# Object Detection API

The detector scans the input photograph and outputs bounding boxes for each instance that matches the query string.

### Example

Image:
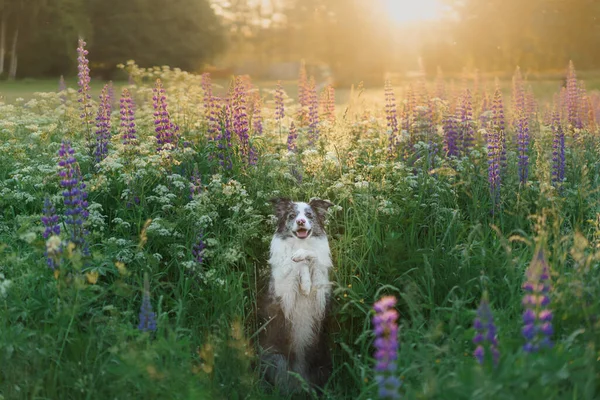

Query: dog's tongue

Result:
[296,229,309,238]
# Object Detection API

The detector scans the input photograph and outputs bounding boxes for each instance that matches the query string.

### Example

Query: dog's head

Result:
[270,198,334,240]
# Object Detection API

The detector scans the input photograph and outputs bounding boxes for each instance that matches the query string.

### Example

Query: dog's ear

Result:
[269,197,293,219]
[309,199,334,216]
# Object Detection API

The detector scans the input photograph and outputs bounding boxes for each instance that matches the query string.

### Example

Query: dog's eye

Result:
[288,214,296,220]
[305,212,313,218]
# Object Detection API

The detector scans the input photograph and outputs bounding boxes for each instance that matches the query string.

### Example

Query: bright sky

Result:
[382,0,445,24]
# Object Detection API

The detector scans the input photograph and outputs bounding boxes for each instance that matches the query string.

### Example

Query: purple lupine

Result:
[215,104,233,170]
[232,75,252,164]
[287,122,298,153]
[77,38,94,154]
[372,296,401,399]
[566,61,580,131]
[274,80,285,123]
[307,77,319,146]
[153,79,179,152]
[385,80,399,154]
[487,112,501,214]
[41,196,61,269]
[325,84,336,122]
[138,273,157,333]
[577,81,588,131]
[298,62,309,125]
[192,229,206,265]
[459,89,474,156]
[551,102,565,186]
[522,248,553,352]
[492,84,507,174]
[120,88,137,145]
[473,292,500,366]
[516,108,530,185]
[58,141,89,255]
[202,73,219,140]
[252,95,263,135]
[443,111,459,158]
[94,84,112,164]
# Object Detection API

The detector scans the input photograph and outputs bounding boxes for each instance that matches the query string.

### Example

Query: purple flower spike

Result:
[372,295,402,399]
[57,141,89,255]
[252,95,263,136]
[202,73,219,140]
[522,248,554,353]
[551,100,565,187]
[120,88,137,146]
[138,274,157,333]
[274,80,285,123]
[473,292,500,367]
[153,78,179,152]
[287,122,298,153]
[192,229,206,265]
[77,38,94,154]
[307,77,320,146]
[94,84,112,165]
[385,80,399,155]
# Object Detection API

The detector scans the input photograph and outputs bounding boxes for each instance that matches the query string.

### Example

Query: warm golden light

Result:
[382,0,443,24]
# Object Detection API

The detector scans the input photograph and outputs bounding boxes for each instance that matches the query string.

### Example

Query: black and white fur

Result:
[259,198,334,394]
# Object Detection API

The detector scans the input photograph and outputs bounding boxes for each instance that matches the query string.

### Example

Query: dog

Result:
[258,197,335,395]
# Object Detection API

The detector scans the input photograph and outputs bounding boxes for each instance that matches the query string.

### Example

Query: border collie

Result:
[259,197,334,394]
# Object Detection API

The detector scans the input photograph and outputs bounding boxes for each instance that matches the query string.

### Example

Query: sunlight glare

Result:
[382,0,443,24]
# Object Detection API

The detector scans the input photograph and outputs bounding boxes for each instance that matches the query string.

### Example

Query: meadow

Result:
[1,43,600,400]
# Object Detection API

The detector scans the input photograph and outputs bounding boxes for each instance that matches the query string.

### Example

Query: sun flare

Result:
[382,0,444,24]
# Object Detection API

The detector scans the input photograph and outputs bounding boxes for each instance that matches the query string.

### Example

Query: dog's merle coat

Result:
[259,198,334,394]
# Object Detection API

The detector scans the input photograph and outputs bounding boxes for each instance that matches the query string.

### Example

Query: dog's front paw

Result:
[291,249,315,263]
[299,265,312,296]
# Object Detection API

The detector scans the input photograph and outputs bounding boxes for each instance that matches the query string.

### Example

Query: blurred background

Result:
[0,0,599,85]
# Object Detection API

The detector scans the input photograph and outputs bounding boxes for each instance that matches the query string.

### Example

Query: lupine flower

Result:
[516,109,530,184]
[298,62,310,125]
[522,248,553,352]
[120,88,137,145]
[287,122,298,153]
[77,38,94,154]
[138,273,157,333]
[41,196,61,269]
[58,141,89,255]
[492,83,507,174]
[385,80,399,154]
[307,77,319,146]
[153,78,179,152]
[202,73,219,139]
[232,75,252,164]
[192,229,206,264]
[459,89,474,156]
[473,292,500,366]
[252,95,263,135]
[443,111,459,158]
[487,118,501,213]
[324,84,336,123]
[372,296,401,399]
[274,80,285,123]
[94,84,112,164]
[566,61,580,131]
[215,104,233,170]
[551,102,565,187]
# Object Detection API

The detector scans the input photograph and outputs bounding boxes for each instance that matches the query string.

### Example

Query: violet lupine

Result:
[373,296,401,399]
[192,229,206,265]
[522,248,553,353]
[516,108,530,185]
[94,84,112,164]
[287,122,298,153]
[274,80,285,123]
[385,80,399,154]
[551,103,565,187]
[443,111,459,158]
[252,95,263,135]
[487,114,501,214]
[215,104,233,170]
[566,61,580,131]
[138,273,157,333]
[153,79,179,152]
[120,88,137,145]
[77,38,94,154]
[232,76,251,163]
[473,292,500,367]
[41,196,61,269]
[202,73,219,139]
[58,141,89,255]
[492,84,507,174]
[307,77,319,146]
[325,84,336,122]
[459,89,474,156]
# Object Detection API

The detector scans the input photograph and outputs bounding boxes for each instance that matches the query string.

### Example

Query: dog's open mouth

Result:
[294,228,311,239]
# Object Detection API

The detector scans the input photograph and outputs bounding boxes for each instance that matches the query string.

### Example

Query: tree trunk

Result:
[8,27,17,80]
[0,15,6,75]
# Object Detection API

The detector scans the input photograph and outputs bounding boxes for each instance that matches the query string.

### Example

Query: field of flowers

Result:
[1,39,600,400]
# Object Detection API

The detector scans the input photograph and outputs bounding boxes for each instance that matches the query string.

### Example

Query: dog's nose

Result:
[296,218,306,226]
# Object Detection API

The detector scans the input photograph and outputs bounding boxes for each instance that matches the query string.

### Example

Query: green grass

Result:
[1,66,600,399]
